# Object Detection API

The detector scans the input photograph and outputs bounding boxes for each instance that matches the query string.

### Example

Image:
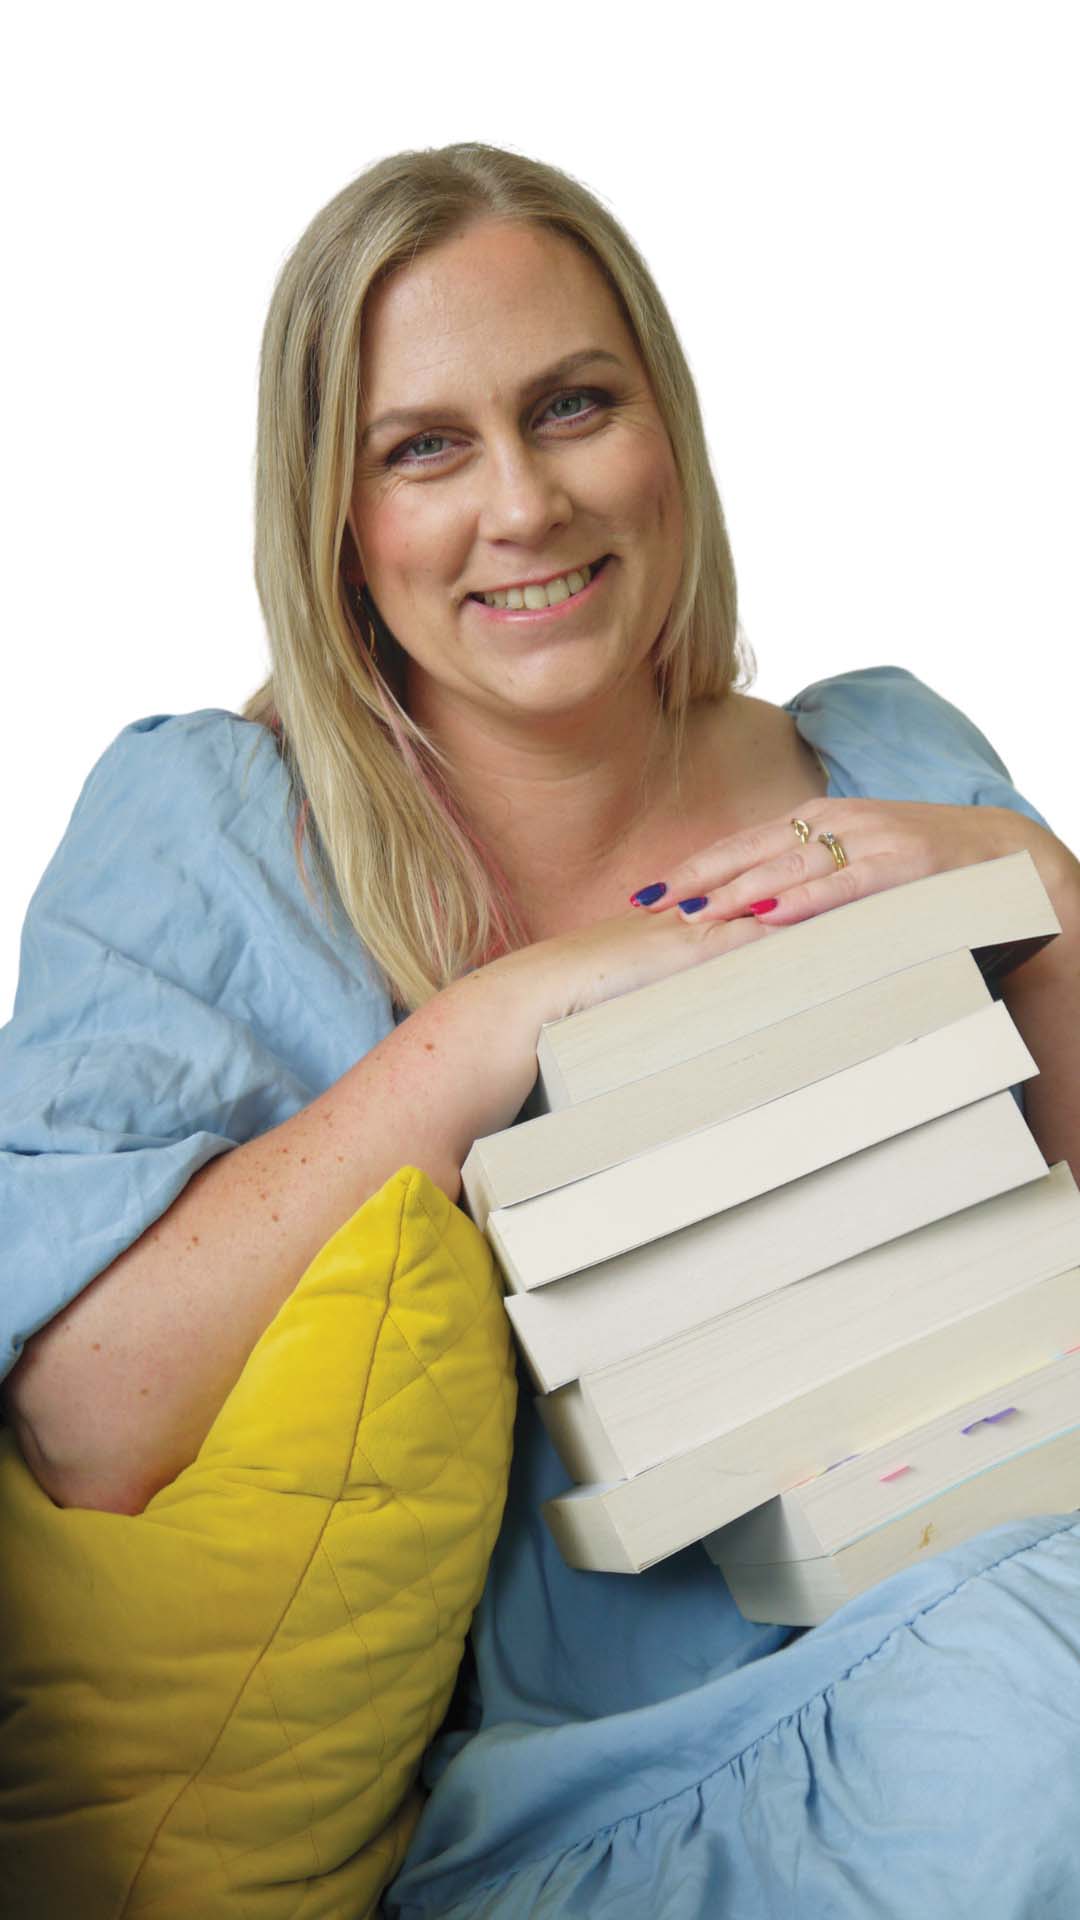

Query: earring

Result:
[351,581,378,662]
[364,608,379,664]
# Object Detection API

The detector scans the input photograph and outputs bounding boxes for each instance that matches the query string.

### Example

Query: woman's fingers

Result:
[675,837,856,923]
[627,799,1029,934]
[629,804,860,922]
[700,848,930,928]
[676,849,861,924]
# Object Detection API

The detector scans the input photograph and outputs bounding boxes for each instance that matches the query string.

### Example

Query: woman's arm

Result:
[3,908,764,1516]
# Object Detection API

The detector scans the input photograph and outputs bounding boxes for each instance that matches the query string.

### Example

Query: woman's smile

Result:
[466,555,612,620]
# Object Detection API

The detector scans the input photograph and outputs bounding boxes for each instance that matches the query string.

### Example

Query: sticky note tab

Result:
[824,1452,860,1474]
[961,1405,1019,1435]
[879,1463,912,1483]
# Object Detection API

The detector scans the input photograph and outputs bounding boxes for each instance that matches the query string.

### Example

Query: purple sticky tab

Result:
[961,1406,1019,1435]
[825,1452,860,1474]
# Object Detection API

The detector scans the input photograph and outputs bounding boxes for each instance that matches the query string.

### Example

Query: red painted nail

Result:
[748,898,779,914]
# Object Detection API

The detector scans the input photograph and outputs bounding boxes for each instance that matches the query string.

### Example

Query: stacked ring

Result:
[818,829,848,869]
[791,818,848,869]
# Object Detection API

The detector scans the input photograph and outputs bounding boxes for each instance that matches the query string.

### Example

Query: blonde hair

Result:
[245,141,751,1010]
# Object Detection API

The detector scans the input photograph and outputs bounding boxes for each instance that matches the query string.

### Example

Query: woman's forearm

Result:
[5,906,762,1515]
[3,954,549,1516]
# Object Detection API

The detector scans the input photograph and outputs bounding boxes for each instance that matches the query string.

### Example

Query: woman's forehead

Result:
[359,221,637,401]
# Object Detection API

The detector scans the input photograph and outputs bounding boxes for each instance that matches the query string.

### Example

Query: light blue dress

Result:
[4,667,1079,1918]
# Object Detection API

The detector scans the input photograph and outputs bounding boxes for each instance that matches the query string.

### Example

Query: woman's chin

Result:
[407,639,658,737]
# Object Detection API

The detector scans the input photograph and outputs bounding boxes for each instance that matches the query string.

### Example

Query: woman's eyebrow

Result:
[359,348,626,447]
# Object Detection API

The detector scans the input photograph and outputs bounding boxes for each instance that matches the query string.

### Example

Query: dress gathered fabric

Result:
[4,667,1079,1918]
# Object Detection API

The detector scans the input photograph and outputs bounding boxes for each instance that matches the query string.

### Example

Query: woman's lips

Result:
[466,556,612,622]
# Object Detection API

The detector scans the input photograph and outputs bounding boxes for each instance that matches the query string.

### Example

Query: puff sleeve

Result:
[785,664,1052,827]
[0,711,395,1381]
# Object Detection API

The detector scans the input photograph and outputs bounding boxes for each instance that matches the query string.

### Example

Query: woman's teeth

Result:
[474,561,597,610]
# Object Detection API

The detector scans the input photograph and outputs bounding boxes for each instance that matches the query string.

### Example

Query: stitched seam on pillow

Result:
[187,1775,246,1916]
[368,1195,460,1761]
[256,1661,323,1874]
[116,1172,410,1917]
[374,1318,506,1584]
[382,1306,485,1459]
[403,1181,488,1311]
[384,1487,462,1759]
[386,1180,509,1434]
[358,1176,508,1429]
[359,1175,511,1759]
[317,1534,393,1795]
[357,1296,489,1426]
[189,1581,468,1773]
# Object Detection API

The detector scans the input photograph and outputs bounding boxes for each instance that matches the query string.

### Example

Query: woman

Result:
[3,142,1080,1914]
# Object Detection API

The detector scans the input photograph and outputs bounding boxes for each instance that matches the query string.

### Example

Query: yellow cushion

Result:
[0,1165,516,1918]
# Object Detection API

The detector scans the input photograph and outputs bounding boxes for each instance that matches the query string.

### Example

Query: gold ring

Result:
[817,830,848,870]
[791,818,811,845]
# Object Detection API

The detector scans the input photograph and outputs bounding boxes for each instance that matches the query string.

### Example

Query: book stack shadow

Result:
[461,853,1080,1625]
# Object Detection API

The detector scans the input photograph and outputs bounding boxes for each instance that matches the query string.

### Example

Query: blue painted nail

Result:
[678,896,709,914]
[630,881,667,906]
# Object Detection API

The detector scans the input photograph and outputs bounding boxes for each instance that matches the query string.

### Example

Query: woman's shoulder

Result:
[782,664,1043,816]
[2,708,394,1377]
[32,708,296,910]
[70,707,289,827]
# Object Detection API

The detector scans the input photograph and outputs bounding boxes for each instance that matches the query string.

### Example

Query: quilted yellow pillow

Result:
[0,1165,516,1918]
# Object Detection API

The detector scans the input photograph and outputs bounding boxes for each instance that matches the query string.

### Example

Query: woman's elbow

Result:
[3,1401,154,1515]
[2,1339,162,1516]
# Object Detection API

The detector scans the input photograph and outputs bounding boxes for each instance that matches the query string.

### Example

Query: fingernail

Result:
[678,896,709,914]
[630,881,667,906]
[748,897,779,914]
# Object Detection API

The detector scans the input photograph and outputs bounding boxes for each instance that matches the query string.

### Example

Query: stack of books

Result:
[460,852,1080,1622]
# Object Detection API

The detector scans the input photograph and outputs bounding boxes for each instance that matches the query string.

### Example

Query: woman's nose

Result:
[475,442,573,545]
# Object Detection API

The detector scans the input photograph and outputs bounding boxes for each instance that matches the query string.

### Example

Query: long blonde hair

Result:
[245,142,750,1010]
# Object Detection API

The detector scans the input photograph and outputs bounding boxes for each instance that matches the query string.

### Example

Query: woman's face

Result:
[348,219,685,735]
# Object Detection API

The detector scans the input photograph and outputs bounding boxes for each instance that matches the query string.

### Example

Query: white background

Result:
[3,1,1077,1021]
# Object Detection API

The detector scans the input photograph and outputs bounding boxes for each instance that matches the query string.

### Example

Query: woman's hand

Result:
[497,894,771,1029]
[628,798,1065,929]
[629,794,1080,1180]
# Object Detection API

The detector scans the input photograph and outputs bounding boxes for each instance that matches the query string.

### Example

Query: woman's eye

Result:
[543,389,605,425]
[388,390,607,467]
[393,432,453,465]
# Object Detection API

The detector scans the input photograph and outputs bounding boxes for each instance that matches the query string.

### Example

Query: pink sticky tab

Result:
[880,1463,912,1483]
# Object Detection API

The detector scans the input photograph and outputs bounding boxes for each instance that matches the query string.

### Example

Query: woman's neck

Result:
[420,683,693,907]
